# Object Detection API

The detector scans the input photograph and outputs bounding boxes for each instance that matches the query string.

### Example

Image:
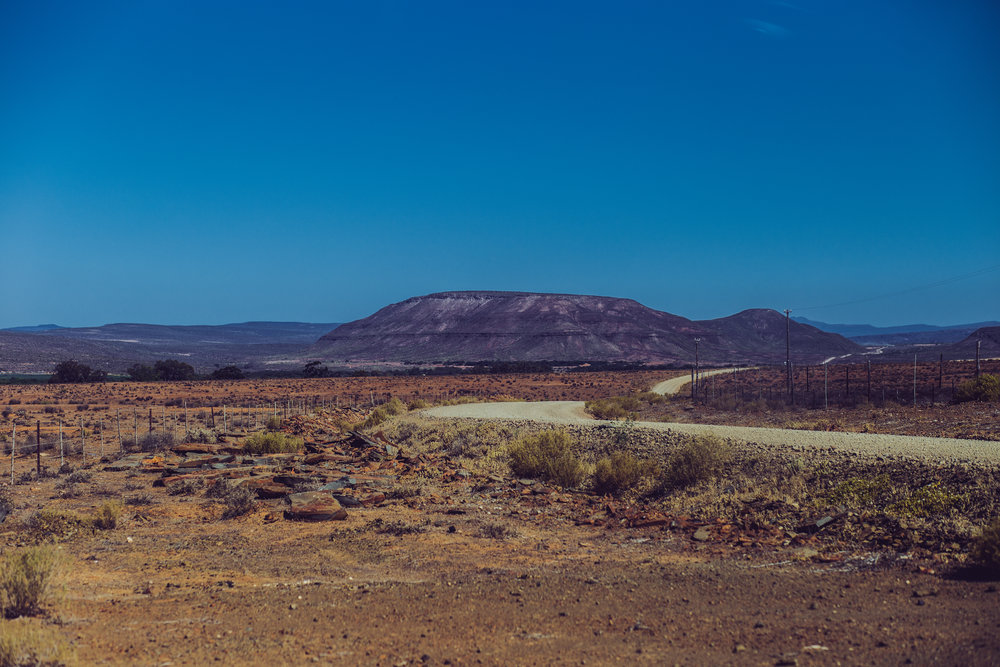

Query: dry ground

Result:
[1,377,998,665]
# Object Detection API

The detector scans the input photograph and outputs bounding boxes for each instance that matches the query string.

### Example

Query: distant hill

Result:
[934,327,1000,360]
[793,316,1000,345]
[2,324,65,333]
[0,322,339,374]
[312,291,862,365]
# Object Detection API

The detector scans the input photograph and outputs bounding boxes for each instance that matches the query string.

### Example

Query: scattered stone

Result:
[284,492,347,521]
[693,527,711,542]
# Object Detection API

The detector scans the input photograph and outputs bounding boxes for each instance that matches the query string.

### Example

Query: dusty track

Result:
[423,369,1000,464]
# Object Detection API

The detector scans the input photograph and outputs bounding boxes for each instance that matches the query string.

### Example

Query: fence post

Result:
[10,425,15,484]
[100,418,105,459]
[117,409,123,452]
[80,417,86,466]
[59,421,64,468]
[36,421,41,477]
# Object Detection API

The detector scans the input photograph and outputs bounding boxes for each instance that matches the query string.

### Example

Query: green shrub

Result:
[0,618,73,666]
[593,452,653,496]
[0,546,61,618]
[243,431,303,455]
[888,482,965,517]
[407,398,430,410]
[265,415,282,431]
[955,374,1000,403]
[508,430,585,488]
[654,435,731,493]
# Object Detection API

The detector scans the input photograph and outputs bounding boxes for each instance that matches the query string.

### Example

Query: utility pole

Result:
[823,363,828,410]
[784,309,792,402]
[694,338,701,402]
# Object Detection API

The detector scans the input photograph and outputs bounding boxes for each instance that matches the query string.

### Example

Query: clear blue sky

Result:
[2,1,998,328]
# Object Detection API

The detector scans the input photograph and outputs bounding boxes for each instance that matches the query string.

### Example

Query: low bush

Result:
[584,396,639,421]
[92,500,123,530]
[477,521,518,540]
[186,427,217,444]
[971,517,1000,573]
[0,546,61,618]
[592,452,653,496]
[508,430,585,488]
[0,618,74,666]
[138,431,176,452]
[243,431,303,455]
[23,510,90,541]
[653,435,731,494]
[955,374,1000,403]
[407,398,430,410]
[383,397,407,416]
[265,415,282,431]
[221,485,256,519]
[372,518,425,536]
[167,478,206,496]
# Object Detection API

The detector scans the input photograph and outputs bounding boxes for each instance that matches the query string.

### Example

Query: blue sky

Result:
[1,1,998,328]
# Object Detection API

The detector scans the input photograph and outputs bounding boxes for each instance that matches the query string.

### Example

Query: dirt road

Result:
[423,373,1000,464]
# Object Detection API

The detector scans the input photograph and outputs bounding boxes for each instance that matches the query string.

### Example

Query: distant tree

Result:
[210,365,244,380]
[126,363,161,382]
[154,359,196,381]
[49,360,106,384]
[302,361,329,378]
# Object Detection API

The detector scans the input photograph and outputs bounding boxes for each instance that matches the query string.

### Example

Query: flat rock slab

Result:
[284,491,347,521]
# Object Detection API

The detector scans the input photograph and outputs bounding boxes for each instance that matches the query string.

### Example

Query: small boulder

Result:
[284,492,347,521]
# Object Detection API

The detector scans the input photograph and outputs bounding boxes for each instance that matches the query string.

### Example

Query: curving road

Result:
[422,370,1000,464]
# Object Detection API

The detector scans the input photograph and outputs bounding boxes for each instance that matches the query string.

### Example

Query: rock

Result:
[693,527,711,542]
[791,547,819,559]
[332,494,362,508]
[284,492,347,521]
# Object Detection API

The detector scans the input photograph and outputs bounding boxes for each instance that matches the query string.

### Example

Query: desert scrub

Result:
[508,430,586,488]
[954,374,1000,403]
[167,478,205,496]
[359,397,407,430]
[0,546,62,618]
[0,618,74,666]
[652,435,731,494]
[22,510,91,542]
[218,484,255,519]
[825,474,893,509]
[585,396,639,421]
[187,427,217,444]
[92,500,124,530]
[971,517,1000,573]
[407,398,430,410]
[243,431,303,455]
[138,430,176,452]
[265,415,282,431]
[888,482,966,518]
[592,451,654,496]
[477,521,518,540]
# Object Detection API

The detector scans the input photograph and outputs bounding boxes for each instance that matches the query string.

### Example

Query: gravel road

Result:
[423,374,1000,465]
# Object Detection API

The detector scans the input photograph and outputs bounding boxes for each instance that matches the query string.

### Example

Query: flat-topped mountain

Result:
[313,291,862,364]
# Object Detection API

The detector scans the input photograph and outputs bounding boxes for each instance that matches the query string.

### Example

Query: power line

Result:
[792,263,1000,312]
